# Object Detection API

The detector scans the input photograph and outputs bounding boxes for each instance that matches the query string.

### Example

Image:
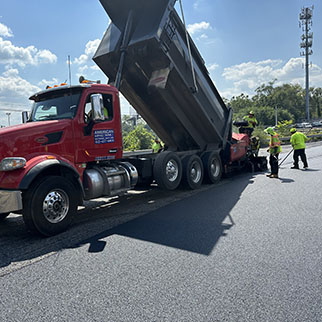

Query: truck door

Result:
[74,91,123,163]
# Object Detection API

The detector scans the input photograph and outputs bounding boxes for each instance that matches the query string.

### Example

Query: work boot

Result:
[266,173,272,177]
[291,166,299,169]
[270,174,279,178]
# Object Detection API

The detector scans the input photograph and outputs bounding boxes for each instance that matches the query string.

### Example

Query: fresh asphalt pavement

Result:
[0,143,321,322]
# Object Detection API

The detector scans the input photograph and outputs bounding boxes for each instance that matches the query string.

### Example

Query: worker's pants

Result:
[269,153,279,175]
[293,149,308,168]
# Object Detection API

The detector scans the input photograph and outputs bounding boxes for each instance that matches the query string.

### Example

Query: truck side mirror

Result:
[91,94,105,121]
[22,111,29,123]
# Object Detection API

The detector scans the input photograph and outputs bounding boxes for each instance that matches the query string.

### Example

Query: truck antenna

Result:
[68,55,72,86]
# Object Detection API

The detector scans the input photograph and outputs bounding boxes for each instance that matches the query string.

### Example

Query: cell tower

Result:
[299,6,314,121]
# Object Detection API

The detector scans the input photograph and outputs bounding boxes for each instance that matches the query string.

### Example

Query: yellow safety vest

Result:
[269,133,281,154]
[290,132,307,150]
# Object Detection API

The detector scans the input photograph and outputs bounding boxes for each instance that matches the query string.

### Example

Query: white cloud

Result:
[74,54,88,65]
[222,59,282,83]
[220,58,322,98]
[207,63,219,71]
[187,21,211,35]
[0,68,40,99]
[90,65,100,71]
[193,0,204,10]
[85,39,101,56]
[0,23,13,37]
[0,68,41,126]
[0,37,57,67]
[73,39,105,81]
[37,78,59,87]
[74,39,100,65]
[35,49,57,64]
[77,65,89,75]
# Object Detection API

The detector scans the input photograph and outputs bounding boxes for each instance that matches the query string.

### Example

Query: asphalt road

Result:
[1,143,322,322]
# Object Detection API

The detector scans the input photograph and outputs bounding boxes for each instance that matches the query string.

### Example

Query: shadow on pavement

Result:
[0,173,254,270]
[278,177,295,183]
[81,175,253,256]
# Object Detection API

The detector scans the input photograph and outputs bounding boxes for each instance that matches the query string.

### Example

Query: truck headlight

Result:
[0,157,26,171]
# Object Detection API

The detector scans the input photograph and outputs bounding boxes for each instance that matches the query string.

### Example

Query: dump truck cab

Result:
[29,84,123,163]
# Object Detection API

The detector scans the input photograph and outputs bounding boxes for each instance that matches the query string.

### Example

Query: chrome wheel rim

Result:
[43,189,69,224]
[190,161,202,183]
[166,160,179,182]
[210,157,220,178]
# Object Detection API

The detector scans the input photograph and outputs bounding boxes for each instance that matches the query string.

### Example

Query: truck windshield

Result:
[30,89,81,122]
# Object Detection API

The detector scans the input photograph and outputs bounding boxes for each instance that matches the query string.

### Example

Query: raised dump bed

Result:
[93,0,231,152]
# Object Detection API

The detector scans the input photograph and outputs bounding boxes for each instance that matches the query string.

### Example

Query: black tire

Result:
[202,151,222,184]
[153,151,182,190]
[0,213,10,221]
[22,176,78,236]
[254,156,268,171]
[260,157,268,170]
[182,155,204,189]
[246,160,255,173]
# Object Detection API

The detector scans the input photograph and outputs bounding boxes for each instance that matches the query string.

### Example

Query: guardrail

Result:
[280,134,322,143]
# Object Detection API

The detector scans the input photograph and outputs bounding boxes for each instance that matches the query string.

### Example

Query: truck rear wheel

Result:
[182,155,204,189]
[153,151,182,190]
[23,176,77,236]
[0,213,10,220]
[202,151,222,184]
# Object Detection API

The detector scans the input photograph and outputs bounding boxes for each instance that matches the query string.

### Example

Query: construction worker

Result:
[290,128,308,169]
[243,111,258,128]
[152,138,162,153]
[250,136,260,157]
[103,107,108,119]
[264,127,281,178]
[241,111,258,136]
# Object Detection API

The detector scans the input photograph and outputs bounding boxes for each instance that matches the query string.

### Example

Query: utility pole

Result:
[6,112,11,126]
[299,6,314,121]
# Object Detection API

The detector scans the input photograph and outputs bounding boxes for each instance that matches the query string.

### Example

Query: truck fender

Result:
[19,159,85,201]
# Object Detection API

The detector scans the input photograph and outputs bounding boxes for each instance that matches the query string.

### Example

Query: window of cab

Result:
[84,93,114,123]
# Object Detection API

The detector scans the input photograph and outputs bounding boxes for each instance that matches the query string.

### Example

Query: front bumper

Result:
[0,190,23,213]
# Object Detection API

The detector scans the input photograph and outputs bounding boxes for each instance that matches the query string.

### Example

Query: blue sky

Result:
[0,0,321,126]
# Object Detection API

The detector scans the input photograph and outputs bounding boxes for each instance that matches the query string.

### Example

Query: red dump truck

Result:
[0,0,266,236]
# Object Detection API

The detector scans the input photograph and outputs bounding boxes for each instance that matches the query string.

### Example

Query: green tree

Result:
[310,87,322,119]
[121,115,135,137]
[275,120,293,137]
[229,93,254,113]
[123,125,155,151]
[253,83,305,122]
[252,80,277,107]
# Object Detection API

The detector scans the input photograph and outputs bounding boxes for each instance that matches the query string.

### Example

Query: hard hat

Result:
[290,128,296,133]
[249,111,254,115]
[264,127,274,135]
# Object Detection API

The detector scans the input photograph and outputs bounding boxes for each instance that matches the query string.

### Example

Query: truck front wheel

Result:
[153,152,182,190]
[202,152,222,184]
[23,176,77,236]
